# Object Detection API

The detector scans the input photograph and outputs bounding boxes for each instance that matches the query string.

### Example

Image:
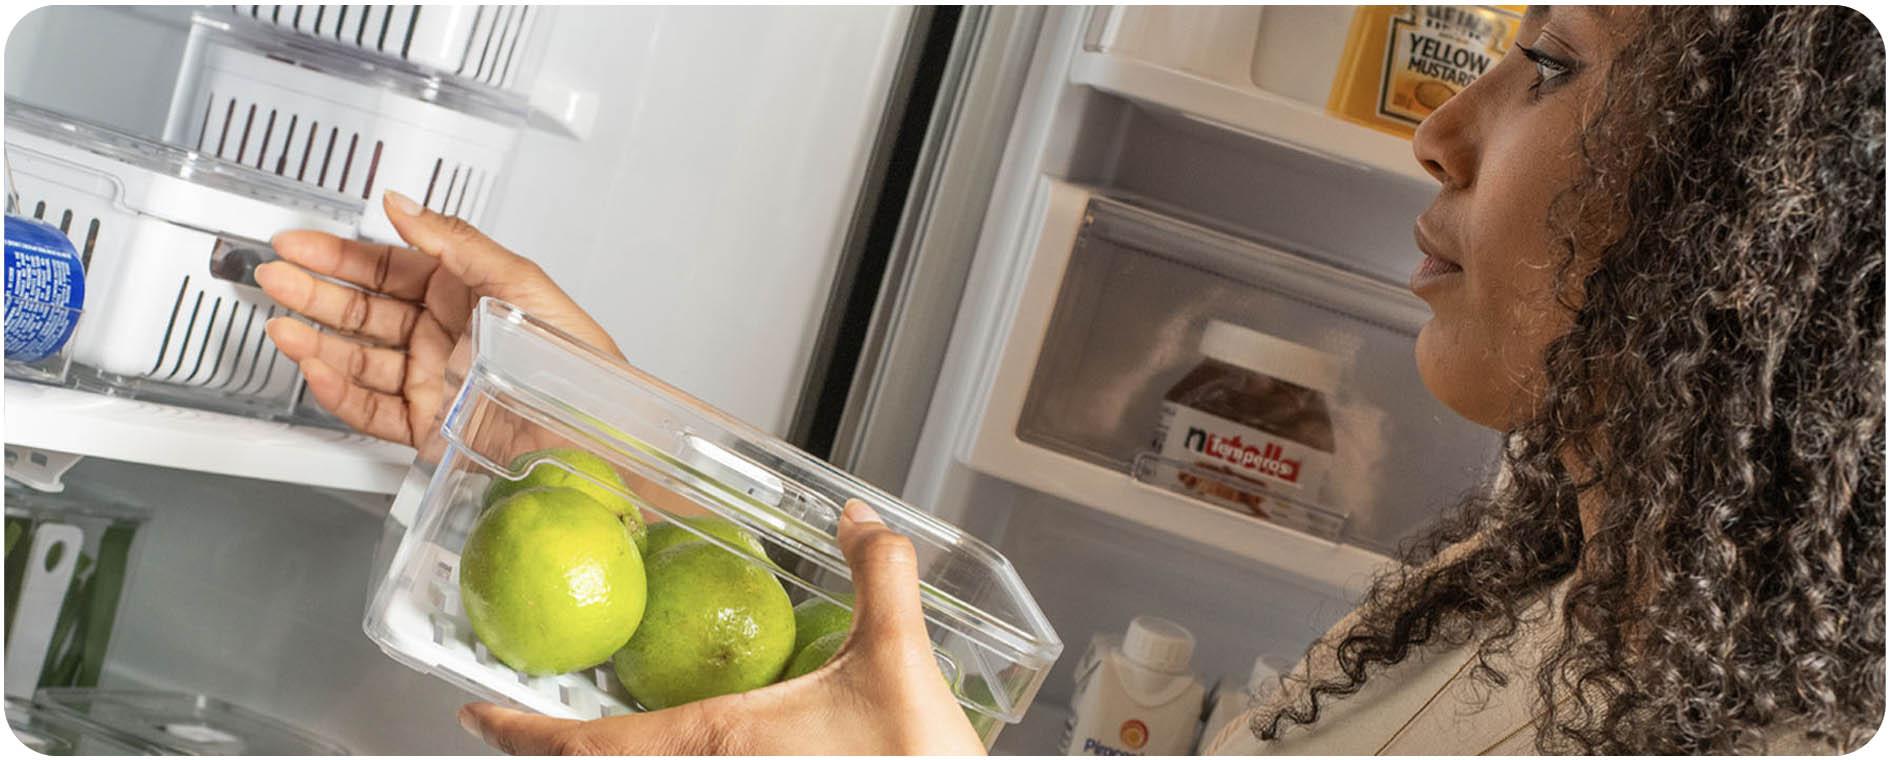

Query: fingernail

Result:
[456,706,479,737]
[843,499,883,525]
[386,189,422,217]
[252,261,303,298]
[252,261,286,288]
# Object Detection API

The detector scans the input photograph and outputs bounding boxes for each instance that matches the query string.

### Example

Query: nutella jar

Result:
[1150,320,1340,526]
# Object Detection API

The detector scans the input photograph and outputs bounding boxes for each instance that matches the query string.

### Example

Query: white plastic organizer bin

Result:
[4,98,360,418]
[223,5,547,94]
[365,299,1063,745]
[166,12,528,243]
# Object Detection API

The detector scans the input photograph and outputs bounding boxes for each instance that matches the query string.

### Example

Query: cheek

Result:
[1420,143,1583,429]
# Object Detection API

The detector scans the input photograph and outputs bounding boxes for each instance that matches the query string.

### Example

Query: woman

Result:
[254,5,1883,754]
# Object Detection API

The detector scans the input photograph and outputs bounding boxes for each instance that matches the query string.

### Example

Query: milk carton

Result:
[1059,617,1207,756]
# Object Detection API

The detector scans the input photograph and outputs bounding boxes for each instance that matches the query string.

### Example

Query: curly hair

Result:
[1254,6,1884,754]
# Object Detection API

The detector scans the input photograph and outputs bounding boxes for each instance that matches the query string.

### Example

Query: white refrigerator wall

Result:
[481,5,909,436]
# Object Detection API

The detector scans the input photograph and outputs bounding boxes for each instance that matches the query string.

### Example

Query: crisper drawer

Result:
[960,179,1499,591]
[223,6,548,94]
[166,12,527,243]
[4,98,360,418]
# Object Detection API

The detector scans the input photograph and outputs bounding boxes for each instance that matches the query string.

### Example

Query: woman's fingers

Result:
[255,261,422,346]
[835,500,930,652]
[460,701,734,756]
[382,190,541,295]
[270,229,437,301]
[264,318,407,394]
[457,703,586,755]
[298,356,415,444]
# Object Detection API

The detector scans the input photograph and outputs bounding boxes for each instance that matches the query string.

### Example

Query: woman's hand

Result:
[457,502,988,755]
[257,190,620,446]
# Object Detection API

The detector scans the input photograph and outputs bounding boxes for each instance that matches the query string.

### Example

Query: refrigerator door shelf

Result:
[168,12,526,244]
[32,688,349,755]
[1074,7,1433,188]
[957,178,1499,597]
[6,697,155,755]
[6,100,360,418]
[3,380,411,495]
[366,299,1062,737]
[222,6,549,95]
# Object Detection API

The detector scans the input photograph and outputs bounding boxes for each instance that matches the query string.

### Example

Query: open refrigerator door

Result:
[826,8,1507,752]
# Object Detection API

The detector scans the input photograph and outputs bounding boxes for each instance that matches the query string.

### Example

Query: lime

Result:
[959,675,1000,737]
[781,630,846,680]
[791,596,853,653]
[642,516,768,560]
[459,487,646,675]
[612,542,795,709]
[485,448,646,552]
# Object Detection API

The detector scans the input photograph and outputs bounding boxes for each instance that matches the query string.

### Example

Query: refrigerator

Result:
[2,5,1500,755]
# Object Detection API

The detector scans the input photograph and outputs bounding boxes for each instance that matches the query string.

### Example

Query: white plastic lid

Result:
[1198,320,1341,395]
[1122,616,1195,674]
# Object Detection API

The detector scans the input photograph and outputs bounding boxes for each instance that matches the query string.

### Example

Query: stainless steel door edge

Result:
[827,6,1048,492]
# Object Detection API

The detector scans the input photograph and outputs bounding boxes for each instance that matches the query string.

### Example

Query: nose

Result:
[1411,78,1481,189]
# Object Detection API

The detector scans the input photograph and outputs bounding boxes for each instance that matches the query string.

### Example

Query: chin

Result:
[1414,321,1505,431]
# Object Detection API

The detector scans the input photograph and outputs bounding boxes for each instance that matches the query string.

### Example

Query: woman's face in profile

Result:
[1409,6,1635,430]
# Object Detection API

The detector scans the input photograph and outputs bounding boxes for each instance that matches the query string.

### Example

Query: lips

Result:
[1410,222,1464,294]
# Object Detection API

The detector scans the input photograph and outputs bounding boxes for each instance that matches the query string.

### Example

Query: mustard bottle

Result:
[1326,6,1525,139]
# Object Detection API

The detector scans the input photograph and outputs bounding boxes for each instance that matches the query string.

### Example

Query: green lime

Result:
[459,487,647,675]
[612,542,795,709]
[642,516,768,560]
[485,448,646,552]
[959,675,1000,737]
[781,630,846,680]
[791,595,853,653]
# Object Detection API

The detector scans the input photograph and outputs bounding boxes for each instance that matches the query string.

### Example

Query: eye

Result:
[1515,44,1575,95]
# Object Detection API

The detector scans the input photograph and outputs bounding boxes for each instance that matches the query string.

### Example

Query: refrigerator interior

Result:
[7,4,915,754]
[6,4,910,437]
[3,4,1514,754]
[892,8,1504,751]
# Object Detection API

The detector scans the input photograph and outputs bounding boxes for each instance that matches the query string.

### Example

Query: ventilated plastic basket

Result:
[4,98,360,419]
[364,299,1062,741]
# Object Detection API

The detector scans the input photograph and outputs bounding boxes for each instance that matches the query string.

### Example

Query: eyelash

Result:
[1515,44,1575,96]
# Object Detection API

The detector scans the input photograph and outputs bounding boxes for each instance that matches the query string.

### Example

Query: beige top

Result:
[1204,574,1568,756]
[1203,571,1834,755]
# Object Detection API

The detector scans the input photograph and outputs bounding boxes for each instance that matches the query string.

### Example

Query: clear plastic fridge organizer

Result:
[364,299,1063,741]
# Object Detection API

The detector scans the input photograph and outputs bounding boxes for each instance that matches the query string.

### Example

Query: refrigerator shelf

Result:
[1071,5,1433,188]
[3,380,411,495]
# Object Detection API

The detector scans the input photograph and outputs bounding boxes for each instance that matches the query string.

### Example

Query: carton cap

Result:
[1123,616,1194,674]
[1199,320,1341,394]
